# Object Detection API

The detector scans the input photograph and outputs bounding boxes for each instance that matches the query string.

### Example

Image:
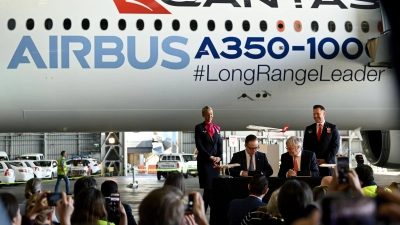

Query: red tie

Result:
[317,123,323,141]
[294,156,299,171]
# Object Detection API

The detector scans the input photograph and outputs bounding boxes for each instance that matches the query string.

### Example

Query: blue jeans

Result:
[55,175,70,194]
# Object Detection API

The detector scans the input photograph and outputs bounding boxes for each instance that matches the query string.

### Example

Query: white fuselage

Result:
[0,0,399,132]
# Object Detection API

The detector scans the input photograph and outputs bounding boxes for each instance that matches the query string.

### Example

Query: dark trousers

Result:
[203,189,212,213]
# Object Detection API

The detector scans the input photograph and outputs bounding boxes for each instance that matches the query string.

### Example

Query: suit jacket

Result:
[277,150,319,177]
[195,122,223,189]
[303,121,339,164]
[227,196,266,225]
[228,151,273,177]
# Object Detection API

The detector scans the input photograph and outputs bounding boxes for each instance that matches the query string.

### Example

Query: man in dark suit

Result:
[278,136,319,177]
[228,134,273,177]
[227,174,269,225]
[303,105,340,176]
[195,106,223,212]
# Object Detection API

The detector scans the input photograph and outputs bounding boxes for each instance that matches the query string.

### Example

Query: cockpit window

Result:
[8,19,16,30]
[225,20,233,31]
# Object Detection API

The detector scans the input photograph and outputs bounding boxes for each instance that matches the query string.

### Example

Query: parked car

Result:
[5,161,34,182]
[0,161,15,187]
[22,160,45,179]
[20,153,45,161]
[33,160,58,179]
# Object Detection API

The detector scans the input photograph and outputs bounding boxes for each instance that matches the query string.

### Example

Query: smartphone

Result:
[109,193,120,212]
[183,194,194,213]
[47,193,62,206]
[322,194,376,225]
[337,157,349,184]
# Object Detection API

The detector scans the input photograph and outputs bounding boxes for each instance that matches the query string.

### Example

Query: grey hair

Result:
[25,178,42,199]
[286,136,302,147]
[267,188,281,216]
[201,106,212,116]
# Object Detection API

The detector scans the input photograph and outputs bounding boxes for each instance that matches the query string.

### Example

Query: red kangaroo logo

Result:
[113,0,171,14]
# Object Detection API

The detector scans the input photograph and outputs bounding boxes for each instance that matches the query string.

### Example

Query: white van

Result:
[21,153,44,161]
[0,151,9,161]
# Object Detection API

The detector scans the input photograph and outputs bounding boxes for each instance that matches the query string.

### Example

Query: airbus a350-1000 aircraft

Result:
[0,0,399,167]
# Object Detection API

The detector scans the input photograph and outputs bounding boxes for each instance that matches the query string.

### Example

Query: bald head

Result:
[321,176,332,186]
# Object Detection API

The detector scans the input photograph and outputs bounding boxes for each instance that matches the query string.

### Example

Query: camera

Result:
[47,193,62,206]
[183,194,194,213]
[337,157,349,184]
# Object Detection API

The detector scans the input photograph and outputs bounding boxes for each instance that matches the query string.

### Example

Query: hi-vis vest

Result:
[57,157,67,175]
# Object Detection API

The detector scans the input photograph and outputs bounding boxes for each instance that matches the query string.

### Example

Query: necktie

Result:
[294,156,299,171]
[249,155,254,171]
[317,123,323,141]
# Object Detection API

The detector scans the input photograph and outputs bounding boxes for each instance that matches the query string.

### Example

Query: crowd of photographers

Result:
[0,164,399,225]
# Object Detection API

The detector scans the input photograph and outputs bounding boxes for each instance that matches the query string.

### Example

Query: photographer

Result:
[101,180,137,225]
[138,186,208,225]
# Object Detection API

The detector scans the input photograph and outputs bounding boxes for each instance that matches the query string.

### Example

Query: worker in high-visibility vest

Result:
[54,151,71,195]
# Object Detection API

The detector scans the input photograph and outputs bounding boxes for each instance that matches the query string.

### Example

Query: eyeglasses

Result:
[286,145,299,150]
[246,146,259,151]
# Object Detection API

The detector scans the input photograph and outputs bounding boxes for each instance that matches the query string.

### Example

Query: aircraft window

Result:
[44,19,53,30]
[137,19,144,30]
[190,20,197,31]
[225,20,233,31]
[26,18,34,30]
[208,20,215,31]
[154,19,162,31]
[63,19,71,30]
[294,20,302,32]
[118,19,126,30]
[172,19,180,31]
[345,21,352,32]
[259,20,267,32]
[361,21,369,33]
[8,19,16,30]
[243,20,250,31]
[277,20,285,32]
[311,21,319,32]
[82,19,90,30]
[100,19,108,30]
[328,21,336,32]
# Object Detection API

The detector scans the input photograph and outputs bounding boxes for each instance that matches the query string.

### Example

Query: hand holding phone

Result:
[47,193,63,206]
[337,157,349,184]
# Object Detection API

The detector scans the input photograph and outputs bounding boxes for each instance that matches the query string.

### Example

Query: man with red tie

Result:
[278,136,319,177]
[303,105,340,176]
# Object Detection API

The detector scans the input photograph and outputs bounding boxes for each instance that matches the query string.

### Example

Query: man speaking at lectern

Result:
[278,136,319,178]
[228,134,273,177]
